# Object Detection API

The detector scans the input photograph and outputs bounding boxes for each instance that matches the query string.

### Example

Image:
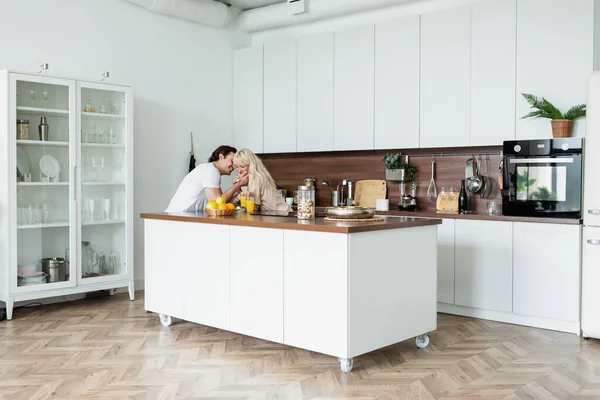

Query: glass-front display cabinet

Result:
[0,70,134,320]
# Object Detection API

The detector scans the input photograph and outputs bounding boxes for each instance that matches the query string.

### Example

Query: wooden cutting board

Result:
[354,180,387,208]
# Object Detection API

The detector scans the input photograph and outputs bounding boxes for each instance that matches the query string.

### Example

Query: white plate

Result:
[39,155,60,178]
[17,147,31,176]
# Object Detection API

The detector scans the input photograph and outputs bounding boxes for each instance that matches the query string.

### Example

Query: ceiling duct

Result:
[124,0,235,28]
[236,0,418,32]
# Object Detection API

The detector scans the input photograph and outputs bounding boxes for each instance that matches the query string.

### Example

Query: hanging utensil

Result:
[427,158,437,201]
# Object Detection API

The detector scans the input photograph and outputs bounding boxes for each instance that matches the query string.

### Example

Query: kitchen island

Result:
[140,211,442,372]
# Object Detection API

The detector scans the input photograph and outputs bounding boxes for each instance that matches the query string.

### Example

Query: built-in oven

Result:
[502,138,583,219]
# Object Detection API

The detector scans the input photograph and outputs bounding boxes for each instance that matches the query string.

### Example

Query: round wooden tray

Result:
[324,216,384,223]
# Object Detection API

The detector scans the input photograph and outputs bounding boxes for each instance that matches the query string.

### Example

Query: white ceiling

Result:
[226,0,285,10]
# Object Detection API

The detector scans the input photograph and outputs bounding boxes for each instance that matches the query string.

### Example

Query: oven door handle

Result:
[588,209,600,216]
[509,158,574,164]
[587,239,600,246]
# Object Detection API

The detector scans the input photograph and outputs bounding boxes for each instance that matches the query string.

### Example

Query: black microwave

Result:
[502,138,583,219]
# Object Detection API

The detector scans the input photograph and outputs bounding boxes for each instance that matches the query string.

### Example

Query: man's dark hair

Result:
[208,145,237,163]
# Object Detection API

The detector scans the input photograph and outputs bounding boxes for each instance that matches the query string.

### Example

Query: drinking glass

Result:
[103,198,111,221]
[28,87,36,106]
[239,193,247,208]
[42,86,49,108]
[448,187,457,212]
[440,187,449,211]
[488,201,498,216]
[246,196,255,214]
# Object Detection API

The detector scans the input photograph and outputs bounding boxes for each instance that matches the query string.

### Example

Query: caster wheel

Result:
[584,335,590,340]
[416,334,430,349]
[340,358,353,373]
[159,314,172,327]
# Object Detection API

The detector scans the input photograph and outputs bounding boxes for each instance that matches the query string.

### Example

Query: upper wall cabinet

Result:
[374,16,420,150]
[334,25,375,151]
[516,0,593,140]
[420,7,471,148]
[233,46,264,153]
[263,40,297,153]
[470,0,517,146]
[297,32,334,152]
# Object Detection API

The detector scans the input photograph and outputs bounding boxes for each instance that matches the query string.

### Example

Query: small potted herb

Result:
[384,152,417,182]
[521,93,586,138]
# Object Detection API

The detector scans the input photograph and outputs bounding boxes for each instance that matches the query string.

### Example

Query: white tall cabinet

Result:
[333,25,375,151]
[233,46,264,153]
[420,6,471,148]
[297,32,334,152]
[374,16,420,150]
[263,40,297,153]
[470,0,517,145]
[0,70,134,320]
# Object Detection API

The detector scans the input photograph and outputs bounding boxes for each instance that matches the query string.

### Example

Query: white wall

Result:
[0,0,236,287]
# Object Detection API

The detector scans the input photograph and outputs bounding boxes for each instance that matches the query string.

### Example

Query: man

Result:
[165,145,249,212]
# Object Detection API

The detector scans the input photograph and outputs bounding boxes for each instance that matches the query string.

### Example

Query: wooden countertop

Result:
[140,211,442,233]
[376,210,582,225]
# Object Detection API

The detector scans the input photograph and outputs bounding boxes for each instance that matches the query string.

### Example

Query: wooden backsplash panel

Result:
[259,146,503,215]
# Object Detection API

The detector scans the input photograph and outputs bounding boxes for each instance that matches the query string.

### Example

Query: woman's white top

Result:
[165,163,221,212]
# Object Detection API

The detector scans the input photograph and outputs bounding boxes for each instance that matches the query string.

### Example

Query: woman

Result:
[166,145,248,212]
[233,149,292,213]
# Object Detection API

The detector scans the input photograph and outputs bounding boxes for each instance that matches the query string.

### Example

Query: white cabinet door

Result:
[233,46,264,153]
[420,7,470,148]
[297,32,334,152]
[584,72,600,227]
[513,223,580,322]
[334,25,375,151]
[455,220,513,312]
[230,226,283,343]
[437,219,455,305]
[144,220,186,321]
[182,223,230,330]
[582,227,600,338]
[284,231,348,357]
[374,16,420,149]
[516,0,593,139]
[470,0,516,145]
[264,40,297,153]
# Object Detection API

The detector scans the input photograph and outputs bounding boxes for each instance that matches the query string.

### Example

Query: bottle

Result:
[458,179,468,214]
[38,117,49,141]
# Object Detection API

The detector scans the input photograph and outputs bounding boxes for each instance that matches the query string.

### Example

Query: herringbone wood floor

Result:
[1,292,600,400]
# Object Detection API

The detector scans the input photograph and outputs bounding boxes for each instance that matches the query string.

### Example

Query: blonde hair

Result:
[233,149,277,190]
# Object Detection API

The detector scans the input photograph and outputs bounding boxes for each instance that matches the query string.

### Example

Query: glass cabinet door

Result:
[11,74,77,291]
[77,82,130,281]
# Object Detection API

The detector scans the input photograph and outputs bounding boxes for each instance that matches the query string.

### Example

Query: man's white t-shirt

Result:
[165,163,221,212]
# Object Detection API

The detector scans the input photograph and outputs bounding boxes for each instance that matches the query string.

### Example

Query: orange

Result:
[226,203,235,210]
[218,204,228,210]
[206,202,218,210]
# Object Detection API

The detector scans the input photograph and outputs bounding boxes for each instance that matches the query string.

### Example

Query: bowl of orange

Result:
[205,198,236,216]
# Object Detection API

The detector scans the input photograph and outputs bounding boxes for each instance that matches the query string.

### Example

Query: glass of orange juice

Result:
[240,193,247,208]
[246,196,255,214]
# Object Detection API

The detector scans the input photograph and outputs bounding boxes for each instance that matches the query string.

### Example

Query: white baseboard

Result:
[0,279,144,311]
[438,303,581,335]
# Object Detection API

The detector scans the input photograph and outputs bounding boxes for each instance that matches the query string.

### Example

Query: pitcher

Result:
[81,241,98,277]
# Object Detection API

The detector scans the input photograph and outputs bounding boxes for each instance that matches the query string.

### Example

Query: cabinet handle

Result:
[587,239,600,245]
[73,166,77,202]
[588,209,600,215]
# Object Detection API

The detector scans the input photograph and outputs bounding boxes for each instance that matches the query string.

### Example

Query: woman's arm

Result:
[205,172,248,202]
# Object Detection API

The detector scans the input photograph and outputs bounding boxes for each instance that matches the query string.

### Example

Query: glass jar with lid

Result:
[297,185,315,220]
[17,119,29,140]
[304,178,316,187]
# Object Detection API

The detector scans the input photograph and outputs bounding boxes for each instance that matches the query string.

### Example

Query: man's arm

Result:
[205,172,248,203]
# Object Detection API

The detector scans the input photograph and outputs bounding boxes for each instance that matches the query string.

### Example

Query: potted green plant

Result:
[384,152,417,182]
[521,93,586,138]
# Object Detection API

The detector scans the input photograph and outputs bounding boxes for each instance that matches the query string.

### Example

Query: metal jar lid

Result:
[297,185,314,191]
[17,119,29,124]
